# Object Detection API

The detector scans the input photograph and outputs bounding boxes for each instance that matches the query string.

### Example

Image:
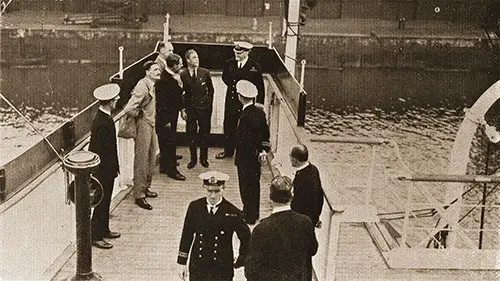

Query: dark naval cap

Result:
[233,41,253,53]
[199,171,230,187]
[93,84,120,101]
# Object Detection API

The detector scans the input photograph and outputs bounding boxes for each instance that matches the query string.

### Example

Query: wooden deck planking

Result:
[53,146,274,281]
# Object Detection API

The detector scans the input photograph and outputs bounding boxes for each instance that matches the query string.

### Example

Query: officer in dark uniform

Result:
[89,84,121,249]
[234,80,270,224]
[177,171,250,281]
[216,41,265,160]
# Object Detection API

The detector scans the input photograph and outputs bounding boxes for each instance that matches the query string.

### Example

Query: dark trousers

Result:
[190,271,232,281]
[237,164,261,222]
[222,110,240,156]
[157,112,178,174]
[187,108,212,162]
[91,175,114,241]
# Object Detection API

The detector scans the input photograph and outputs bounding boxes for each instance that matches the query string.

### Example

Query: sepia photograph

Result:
[1,0,500,280]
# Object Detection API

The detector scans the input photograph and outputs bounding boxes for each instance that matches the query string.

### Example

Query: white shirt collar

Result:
[296,162,310,172]
[206,197,223,213]
[99,106,111,116]
[238,57,248,68]
[188,66,197,75]
[272,205,291,214]
[242,102,252,111]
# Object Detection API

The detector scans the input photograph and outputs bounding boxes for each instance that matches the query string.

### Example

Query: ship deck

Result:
[53,147,275,281]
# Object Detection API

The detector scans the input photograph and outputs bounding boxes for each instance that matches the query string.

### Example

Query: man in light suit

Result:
[245,176,318,281]
[123,61,160,210]
[180,49,214,169]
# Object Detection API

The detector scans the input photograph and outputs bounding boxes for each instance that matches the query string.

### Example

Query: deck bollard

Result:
[63,150,101,281]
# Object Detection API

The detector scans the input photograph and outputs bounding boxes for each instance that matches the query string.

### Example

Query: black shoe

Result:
[93,240,113,249]
[176,155,183,160]
[187,161,197,169]
[135,198,153,210]
[200,160,209,168]
[145,189,158,198]
[159,168,168,174]
[215,152,233,159]
[104,231,121,239]
[168,172,186,181]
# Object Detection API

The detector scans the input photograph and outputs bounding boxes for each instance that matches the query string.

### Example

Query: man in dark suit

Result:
[180,49,214,169]
[245,176,318,281]
[155,52,187,181]
[289,144,324,228]
[216,41,265,160]
[177,171,250,281]
[89,83,121,249]
[234,80,270,224]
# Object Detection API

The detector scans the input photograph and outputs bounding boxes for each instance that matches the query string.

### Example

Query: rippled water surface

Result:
[0,106,79,165]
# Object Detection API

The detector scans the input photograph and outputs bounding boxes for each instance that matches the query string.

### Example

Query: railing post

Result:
[267,21,273,49]
[366,144,376,205]
[299,59,306,90]
[63,151,102,281]
[163,13,170,43]
[118,46,124,79]
[284,0,300,77]
[401,181,413,248]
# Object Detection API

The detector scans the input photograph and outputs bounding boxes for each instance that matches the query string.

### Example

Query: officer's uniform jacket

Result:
[89,109,119,179]
[222,57,264,115]
[234,104,270,168]
[177,197,250,278]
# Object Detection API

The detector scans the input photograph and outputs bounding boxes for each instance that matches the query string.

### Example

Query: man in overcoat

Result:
[177,171,250,281]
[216,41,265,160]
[89,83,121,249]
[245,176,318,281]
[234,80,270,224]
[155,52,187,180]
[289,144,324,227]
[180,49,214,169]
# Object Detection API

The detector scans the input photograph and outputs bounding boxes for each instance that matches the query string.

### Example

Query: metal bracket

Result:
[0,168,5,202]
[62,120,75,151]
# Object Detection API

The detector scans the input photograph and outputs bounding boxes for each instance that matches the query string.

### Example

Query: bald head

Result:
[158,41,174,58]
[290,144,308,162]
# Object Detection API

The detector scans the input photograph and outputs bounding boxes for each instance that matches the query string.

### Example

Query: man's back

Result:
[245,210,318,281]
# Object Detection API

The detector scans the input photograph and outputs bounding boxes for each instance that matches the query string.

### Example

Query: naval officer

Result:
[89,84,121,249]
[234,80,270,224]
[216,41,265,160]
[177,171,250,281]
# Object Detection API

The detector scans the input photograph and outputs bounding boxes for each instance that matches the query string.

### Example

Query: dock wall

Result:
[7,0,494,22]
[0,26,497,110]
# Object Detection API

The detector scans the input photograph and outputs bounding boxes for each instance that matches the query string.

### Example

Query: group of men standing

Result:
[177,143,325,281]
[88,39,326,280]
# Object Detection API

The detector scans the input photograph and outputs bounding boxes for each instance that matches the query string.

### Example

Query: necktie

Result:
[210,206,215,215]
[192,70,197,81]
[238,62,242,68]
